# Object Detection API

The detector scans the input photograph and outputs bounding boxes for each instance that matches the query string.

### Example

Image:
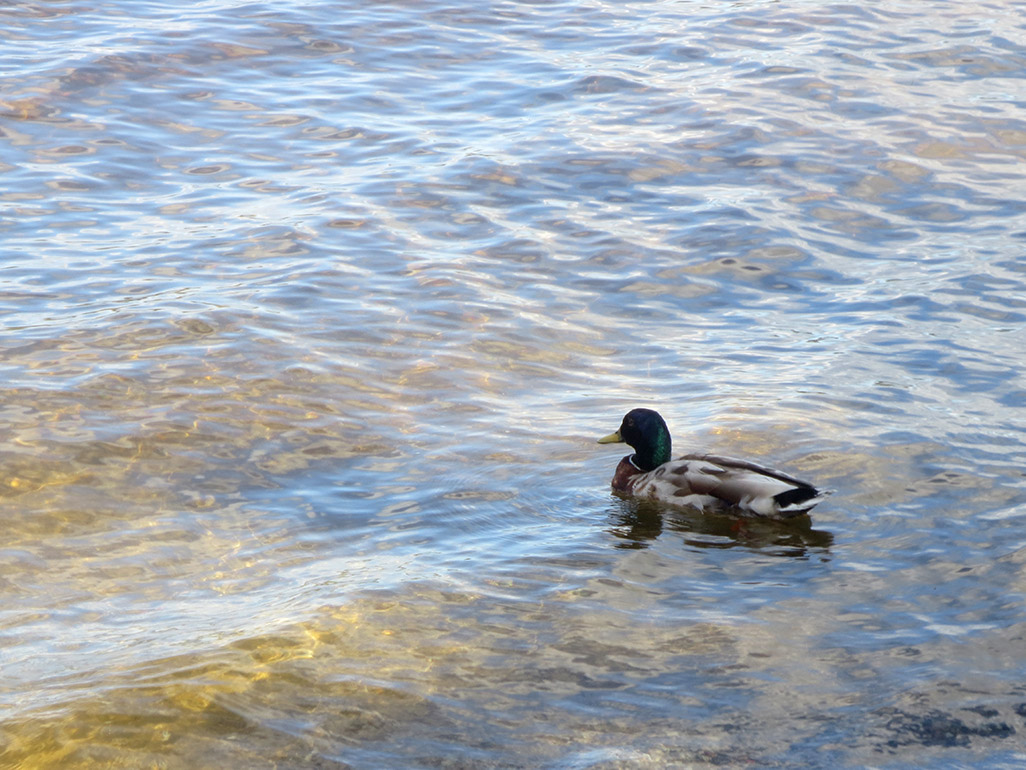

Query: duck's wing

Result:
[683,453,812,488]
[668,454,830,518]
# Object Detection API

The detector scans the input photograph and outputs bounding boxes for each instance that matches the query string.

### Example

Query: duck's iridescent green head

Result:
[597,408,672,471]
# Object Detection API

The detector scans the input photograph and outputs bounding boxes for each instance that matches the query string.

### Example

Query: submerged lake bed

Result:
[2,0,1026,767]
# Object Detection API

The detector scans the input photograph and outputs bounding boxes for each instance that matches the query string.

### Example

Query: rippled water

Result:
[2,0,1026,767]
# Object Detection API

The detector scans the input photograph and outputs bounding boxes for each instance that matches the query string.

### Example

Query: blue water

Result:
[2,0,1026,767]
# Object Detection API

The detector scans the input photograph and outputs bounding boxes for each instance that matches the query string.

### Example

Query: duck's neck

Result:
[633,427,671,471]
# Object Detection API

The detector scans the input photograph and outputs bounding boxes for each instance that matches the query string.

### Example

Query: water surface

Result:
[2,0,1026,767]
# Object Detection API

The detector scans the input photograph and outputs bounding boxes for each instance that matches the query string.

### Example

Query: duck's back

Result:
[633,453,829,518]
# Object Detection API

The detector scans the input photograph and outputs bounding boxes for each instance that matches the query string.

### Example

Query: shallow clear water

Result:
[2,0,1026,767]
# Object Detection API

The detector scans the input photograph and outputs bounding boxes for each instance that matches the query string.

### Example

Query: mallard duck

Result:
[598,408,830,519]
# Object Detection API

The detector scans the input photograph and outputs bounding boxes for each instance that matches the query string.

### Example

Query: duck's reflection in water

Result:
[607,498,834,557]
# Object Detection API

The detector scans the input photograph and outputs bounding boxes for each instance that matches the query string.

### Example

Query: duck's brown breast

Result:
[611,456,643,493]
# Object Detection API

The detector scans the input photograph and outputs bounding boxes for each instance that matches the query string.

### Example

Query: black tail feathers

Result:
[773,485,829,514]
